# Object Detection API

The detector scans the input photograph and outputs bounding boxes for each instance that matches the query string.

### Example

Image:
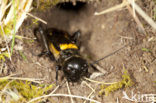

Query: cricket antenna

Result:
[91,45,128,65]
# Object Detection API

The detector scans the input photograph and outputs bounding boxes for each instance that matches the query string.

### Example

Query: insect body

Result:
[34,27,89,82]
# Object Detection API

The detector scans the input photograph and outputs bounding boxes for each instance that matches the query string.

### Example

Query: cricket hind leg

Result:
[34,26,55,61]
[55,65,62,85]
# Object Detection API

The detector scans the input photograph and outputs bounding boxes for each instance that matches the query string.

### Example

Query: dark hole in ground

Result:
[56,1,87,11]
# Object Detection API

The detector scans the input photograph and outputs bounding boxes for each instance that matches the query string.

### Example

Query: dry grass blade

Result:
[83,81,95,92]
[2,0,33,33]
[84,77,117,85]
[127,0,156,30]
[66,81,74,103]
[0,80,14,100]
[15,35,35,40]
[35,84,59,102]
[28,93,101,103]
[92,64,107,74]
[132,0,136,17]
[116,97,119,103]
[49,80,67,95]
[26,12,47,24]
[49,85,60,95]
[15,0,33,33]
[0,0,8,21]
[83,81,96,103]
[95,0,156,29]
[4,1,12,11]
[84,90,95,103]
[94,0,137,15]
[0,75,44,83]
[0,23,11,61]
[90,72,105,79]
[143,65,148,72]
[125,0,145,33]
[119,35,134,40]
[0,0,34,60]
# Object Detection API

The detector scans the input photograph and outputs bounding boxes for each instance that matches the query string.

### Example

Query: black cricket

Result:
[34,26,89,82]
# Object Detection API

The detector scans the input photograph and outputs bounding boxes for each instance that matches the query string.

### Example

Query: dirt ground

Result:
[6,0,156,103]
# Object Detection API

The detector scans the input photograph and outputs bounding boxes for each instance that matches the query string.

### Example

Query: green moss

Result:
[19,51,27,62]
[32,19,39,25]
[141,48,151,52]
[153,0,156,20]
[0,51,10,62]
[0,79,55,102]
[99,68,134,96]
[25,18,39,29]
[0,23,13,36]
[33,0,59,11]
[154,8,156,20]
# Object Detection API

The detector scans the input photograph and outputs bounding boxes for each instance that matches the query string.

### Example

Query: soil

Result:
[5,0,156,103]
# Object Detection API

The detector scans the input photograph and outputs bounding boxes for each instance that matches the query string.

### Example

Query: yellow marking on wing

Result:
[49,43,60,58]
[60,44,78,50]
